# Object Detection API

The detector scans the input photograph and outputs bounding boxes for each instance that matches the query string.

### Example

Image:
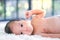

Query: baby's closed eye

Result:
[21,32,23,34]
[21,24,23,27]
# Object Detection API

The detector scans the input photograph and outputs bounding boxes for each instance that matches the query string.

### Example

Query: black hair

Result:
[5,18,25,34]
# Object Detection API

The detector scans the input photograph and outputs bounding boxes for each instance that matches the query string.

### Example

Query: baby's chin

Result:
[26,20,33,34]
[28,21,33,31]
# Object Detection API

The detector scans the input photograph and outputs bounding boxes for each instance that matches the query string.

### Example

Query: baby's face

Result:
[9,20,33,35]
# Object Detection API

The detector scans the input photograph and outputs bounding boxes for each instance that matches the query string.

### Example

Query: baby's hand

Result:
[25,11,32,19]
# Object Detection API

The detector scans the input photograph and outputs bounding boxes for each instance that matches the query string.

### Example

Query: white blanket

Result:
[0,33,60,40]
[0,21,60,40]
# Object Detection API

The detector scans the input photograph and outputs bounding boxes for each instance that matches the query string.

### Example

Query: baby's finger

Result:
[25,11,30,19]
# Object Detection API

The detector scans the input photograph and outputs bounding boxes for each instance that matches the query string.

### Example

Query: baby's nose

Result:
[23,27,27,31]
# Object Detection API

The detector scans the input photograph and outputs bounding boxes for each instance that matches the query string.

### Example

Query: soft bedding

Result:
[0,33,60,40]
[0,21,60,40]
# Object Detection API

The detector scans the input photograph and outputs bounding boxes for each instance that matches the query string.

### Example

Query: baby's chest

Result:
[31,17,47,33]
[32,17,46,27]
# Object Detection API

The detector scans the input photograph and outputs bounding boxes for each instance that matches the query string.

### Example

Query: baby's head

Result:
[5,18,33,35]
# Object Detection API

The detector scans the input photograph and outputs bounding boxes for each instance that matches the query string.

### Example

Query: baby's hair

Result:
[5,18,25,34]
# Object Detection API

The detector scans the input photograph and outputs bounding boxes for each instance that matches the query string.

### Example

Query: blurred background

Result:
[0,0,60,21]
[0,0,60,34]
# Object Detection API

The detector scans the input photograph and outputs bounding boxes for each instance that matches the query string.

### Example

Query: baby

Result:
[5,9,60,38]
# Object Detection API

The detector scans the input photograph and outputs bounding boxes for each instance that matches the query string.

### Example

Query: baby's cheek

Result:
[12,28,20,35]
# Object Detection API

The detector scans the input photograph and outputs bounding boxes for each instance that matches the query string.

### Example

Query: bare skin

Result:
[26,9,60,38]
[9,9,60,38]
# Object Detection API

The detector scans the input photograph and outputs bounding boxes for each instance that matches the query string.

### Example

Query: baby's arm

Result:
[30,9,45,15]
[26,9,46,18]
[40,33,60,38]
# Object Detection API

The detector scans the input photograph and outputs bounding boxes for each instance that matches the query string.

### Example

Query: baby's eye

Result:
[21,32,23,34]
[21,24,23,27]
